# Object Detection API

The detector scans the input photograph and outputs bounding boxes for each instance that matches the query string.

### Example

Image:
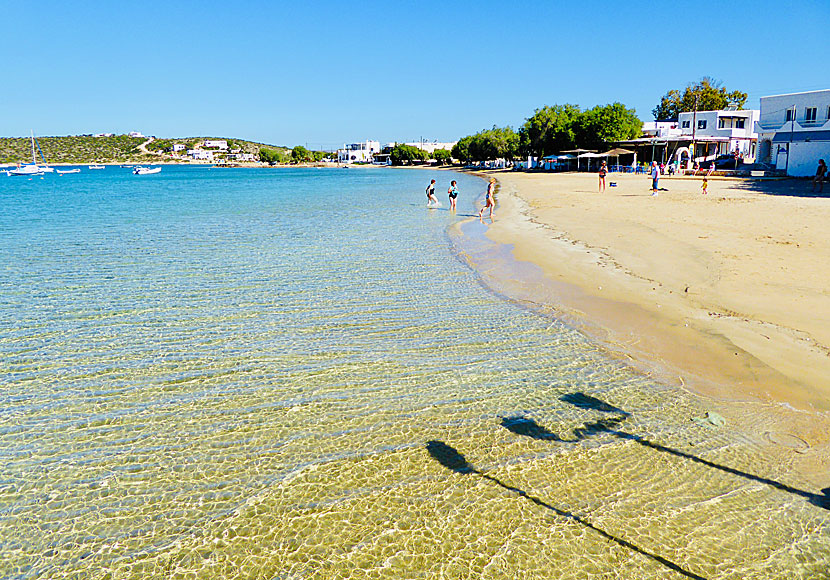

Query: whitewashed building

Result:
[172,144,186,152]
[755,89,830,176]
[337,141,380,164]
[188,149,214,161]
[677,108,759,160]
[203,139,228,150]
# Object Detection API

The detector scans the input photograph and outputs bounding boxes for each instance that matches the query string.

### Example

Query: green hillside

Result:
[0,135,289,164]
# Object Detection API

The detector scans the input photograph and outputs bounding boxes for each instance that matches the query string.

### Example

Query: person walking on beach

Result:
[812,159,827,193]
[448,180,459,211]
[598,161,608,192]
[701,176,708,195]
[650,161,660,196]
[479,177,496,222]
[426,179,439,206]
[706,162,715,177]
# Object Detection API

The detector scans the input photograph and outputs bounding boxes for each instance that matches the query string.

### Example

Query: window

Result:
[718,118,725,128]
[698,120,707,130]
[735,118,745,129]
[681,120,690,128]
[805,107,817,122]
[786,109,794,122]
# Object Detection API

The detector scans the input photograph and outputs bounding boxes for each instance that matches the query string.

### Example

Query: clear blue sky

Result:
[2,0,827,149]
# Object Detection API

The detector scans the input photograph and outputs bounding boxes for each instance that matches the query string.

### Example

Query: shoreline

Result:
[447,168,830,486]
[472,171,830,411]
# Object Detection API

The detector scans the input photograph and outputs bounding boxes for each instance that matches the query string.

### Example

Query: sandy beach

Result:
[479,171,830,413]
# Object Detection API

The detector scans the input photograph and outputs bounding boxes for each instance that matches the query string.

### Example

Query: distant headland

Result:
[0,134,291,166]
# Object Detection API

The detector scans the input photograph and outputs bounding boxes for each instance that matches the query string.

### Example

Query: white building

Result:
[172,143,186,152]
[402,141,458,154]
[203,139,228,150]
[641,121,681,139]
[677,108,759,160]
[337,140,380,163]
[129,131,145,138]
[188,149,214,161]
[755,89,830,177]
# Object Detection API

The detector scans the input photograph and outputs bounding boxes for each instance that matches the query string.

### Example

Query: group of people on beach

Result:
[599,157,829,197]
[426,177,497,221]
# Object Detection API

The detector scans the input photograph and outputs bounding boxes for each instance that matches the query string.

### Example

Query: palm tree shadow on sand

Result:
[500,392,829,511]
[425,440,707,579]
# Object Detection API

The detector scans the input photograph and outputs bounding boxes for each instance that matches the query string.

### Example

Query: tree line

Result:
[451,78,747,163]
[452,102,642,162]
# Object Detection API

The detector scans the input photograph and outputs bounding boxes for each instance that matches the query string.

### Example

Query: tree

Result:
[390,144,428,165]
[519,104,581,158]
[455,126,520,162]
[451,136,473,163]
[575,102,642,150]
[259,147,283,163]
[291,145,311,163]
[311,150,327,162]
[432,148,452,165]
[653,77,748,120]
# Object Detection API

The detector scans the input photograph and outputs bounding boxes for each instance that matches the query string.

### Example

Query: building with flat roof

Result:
[337,141,380,164]
[755,89,830,176]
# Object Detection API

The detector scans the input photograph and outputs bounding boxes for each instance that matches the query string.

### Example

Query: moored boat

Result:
[133,166,161,175]
[89,164,105,170]
[56,168,81,174]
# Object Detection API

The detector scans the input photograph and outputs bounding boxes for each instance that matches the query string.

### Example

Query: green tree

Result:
[432,148,452,165]
[518,104,581,158]
[291,145,311,163]
[391,144,428,165]
[259,147,288,163]
[451,136,473,163]
[458,126,520,162]
[311,150,327,162]
[575,102,642,150]
[653,77,748,120]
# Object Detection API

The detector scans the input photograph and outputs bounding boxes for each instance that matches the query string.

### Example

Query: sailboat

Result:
[8,132,44,176]
[7,132,52,176]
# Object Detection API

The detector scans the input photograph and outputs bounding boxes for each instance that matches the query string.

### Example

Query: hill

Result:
[0,135,289,164]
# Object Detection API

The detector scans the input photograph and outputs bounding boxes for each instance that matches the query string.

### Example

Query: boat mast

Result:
[31,131,36,164]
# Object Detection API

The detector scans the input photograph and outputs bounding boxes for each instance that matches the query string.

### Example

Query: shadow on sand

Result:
[729,178,829,199]
[426,440,707,579]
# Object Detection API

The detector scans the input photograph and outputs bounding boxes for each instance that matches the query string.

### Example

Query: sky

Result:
[2,0,828,149]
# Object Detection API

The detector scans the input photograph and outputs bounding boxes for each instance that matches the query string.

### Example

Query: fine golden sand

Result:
[480,171,830,413]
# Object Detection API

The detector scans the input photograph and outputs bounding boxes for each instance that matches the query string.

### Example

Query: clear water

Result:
[0,166,828,579]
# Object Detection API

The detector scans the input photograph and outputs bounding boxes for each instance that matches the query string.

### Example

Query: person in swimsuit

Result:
[598,161,608,193]
[701,176,708,195]
[426,179,439,206]
[479,177,496,222]
[448,180,458,211]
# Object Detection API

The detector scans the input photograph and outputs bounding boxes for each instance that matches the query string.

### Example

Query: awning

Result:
[577,152,606,158]
[772,130,830,143]
[560,148,596,154]
[602,148,635,156]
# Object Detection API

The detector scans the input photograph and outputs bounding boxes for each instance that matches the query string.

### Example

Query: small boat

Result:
[89,164,105,170]
[133,166,161,175]
[56,168,81,174]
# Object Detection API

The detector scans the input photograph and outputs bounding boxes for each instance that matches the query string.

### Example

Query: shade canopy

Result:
[602,148,635,156]
[560,148,596,154]
[577,152,606,158]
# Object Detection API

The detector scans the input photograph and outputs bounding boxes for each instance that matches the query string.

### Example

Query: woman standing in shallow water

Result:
[448,180,458,211]
[479,178,496,222]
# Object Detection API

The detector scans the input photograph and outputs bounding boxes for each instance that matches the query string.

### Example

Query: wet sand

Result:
[478,171,830,413]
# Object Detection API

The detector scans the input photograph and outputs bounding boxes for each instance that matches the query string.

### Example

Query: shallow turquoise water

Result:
[1,166,828,579]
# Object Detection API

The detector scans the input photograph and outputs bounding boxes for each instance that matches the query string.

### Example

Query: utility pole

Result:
[785,104,795,175]
[691,95,698,170]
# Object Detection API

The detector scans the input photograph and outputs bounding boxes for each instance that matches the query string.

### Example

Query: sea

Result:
[0,165,828,579]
